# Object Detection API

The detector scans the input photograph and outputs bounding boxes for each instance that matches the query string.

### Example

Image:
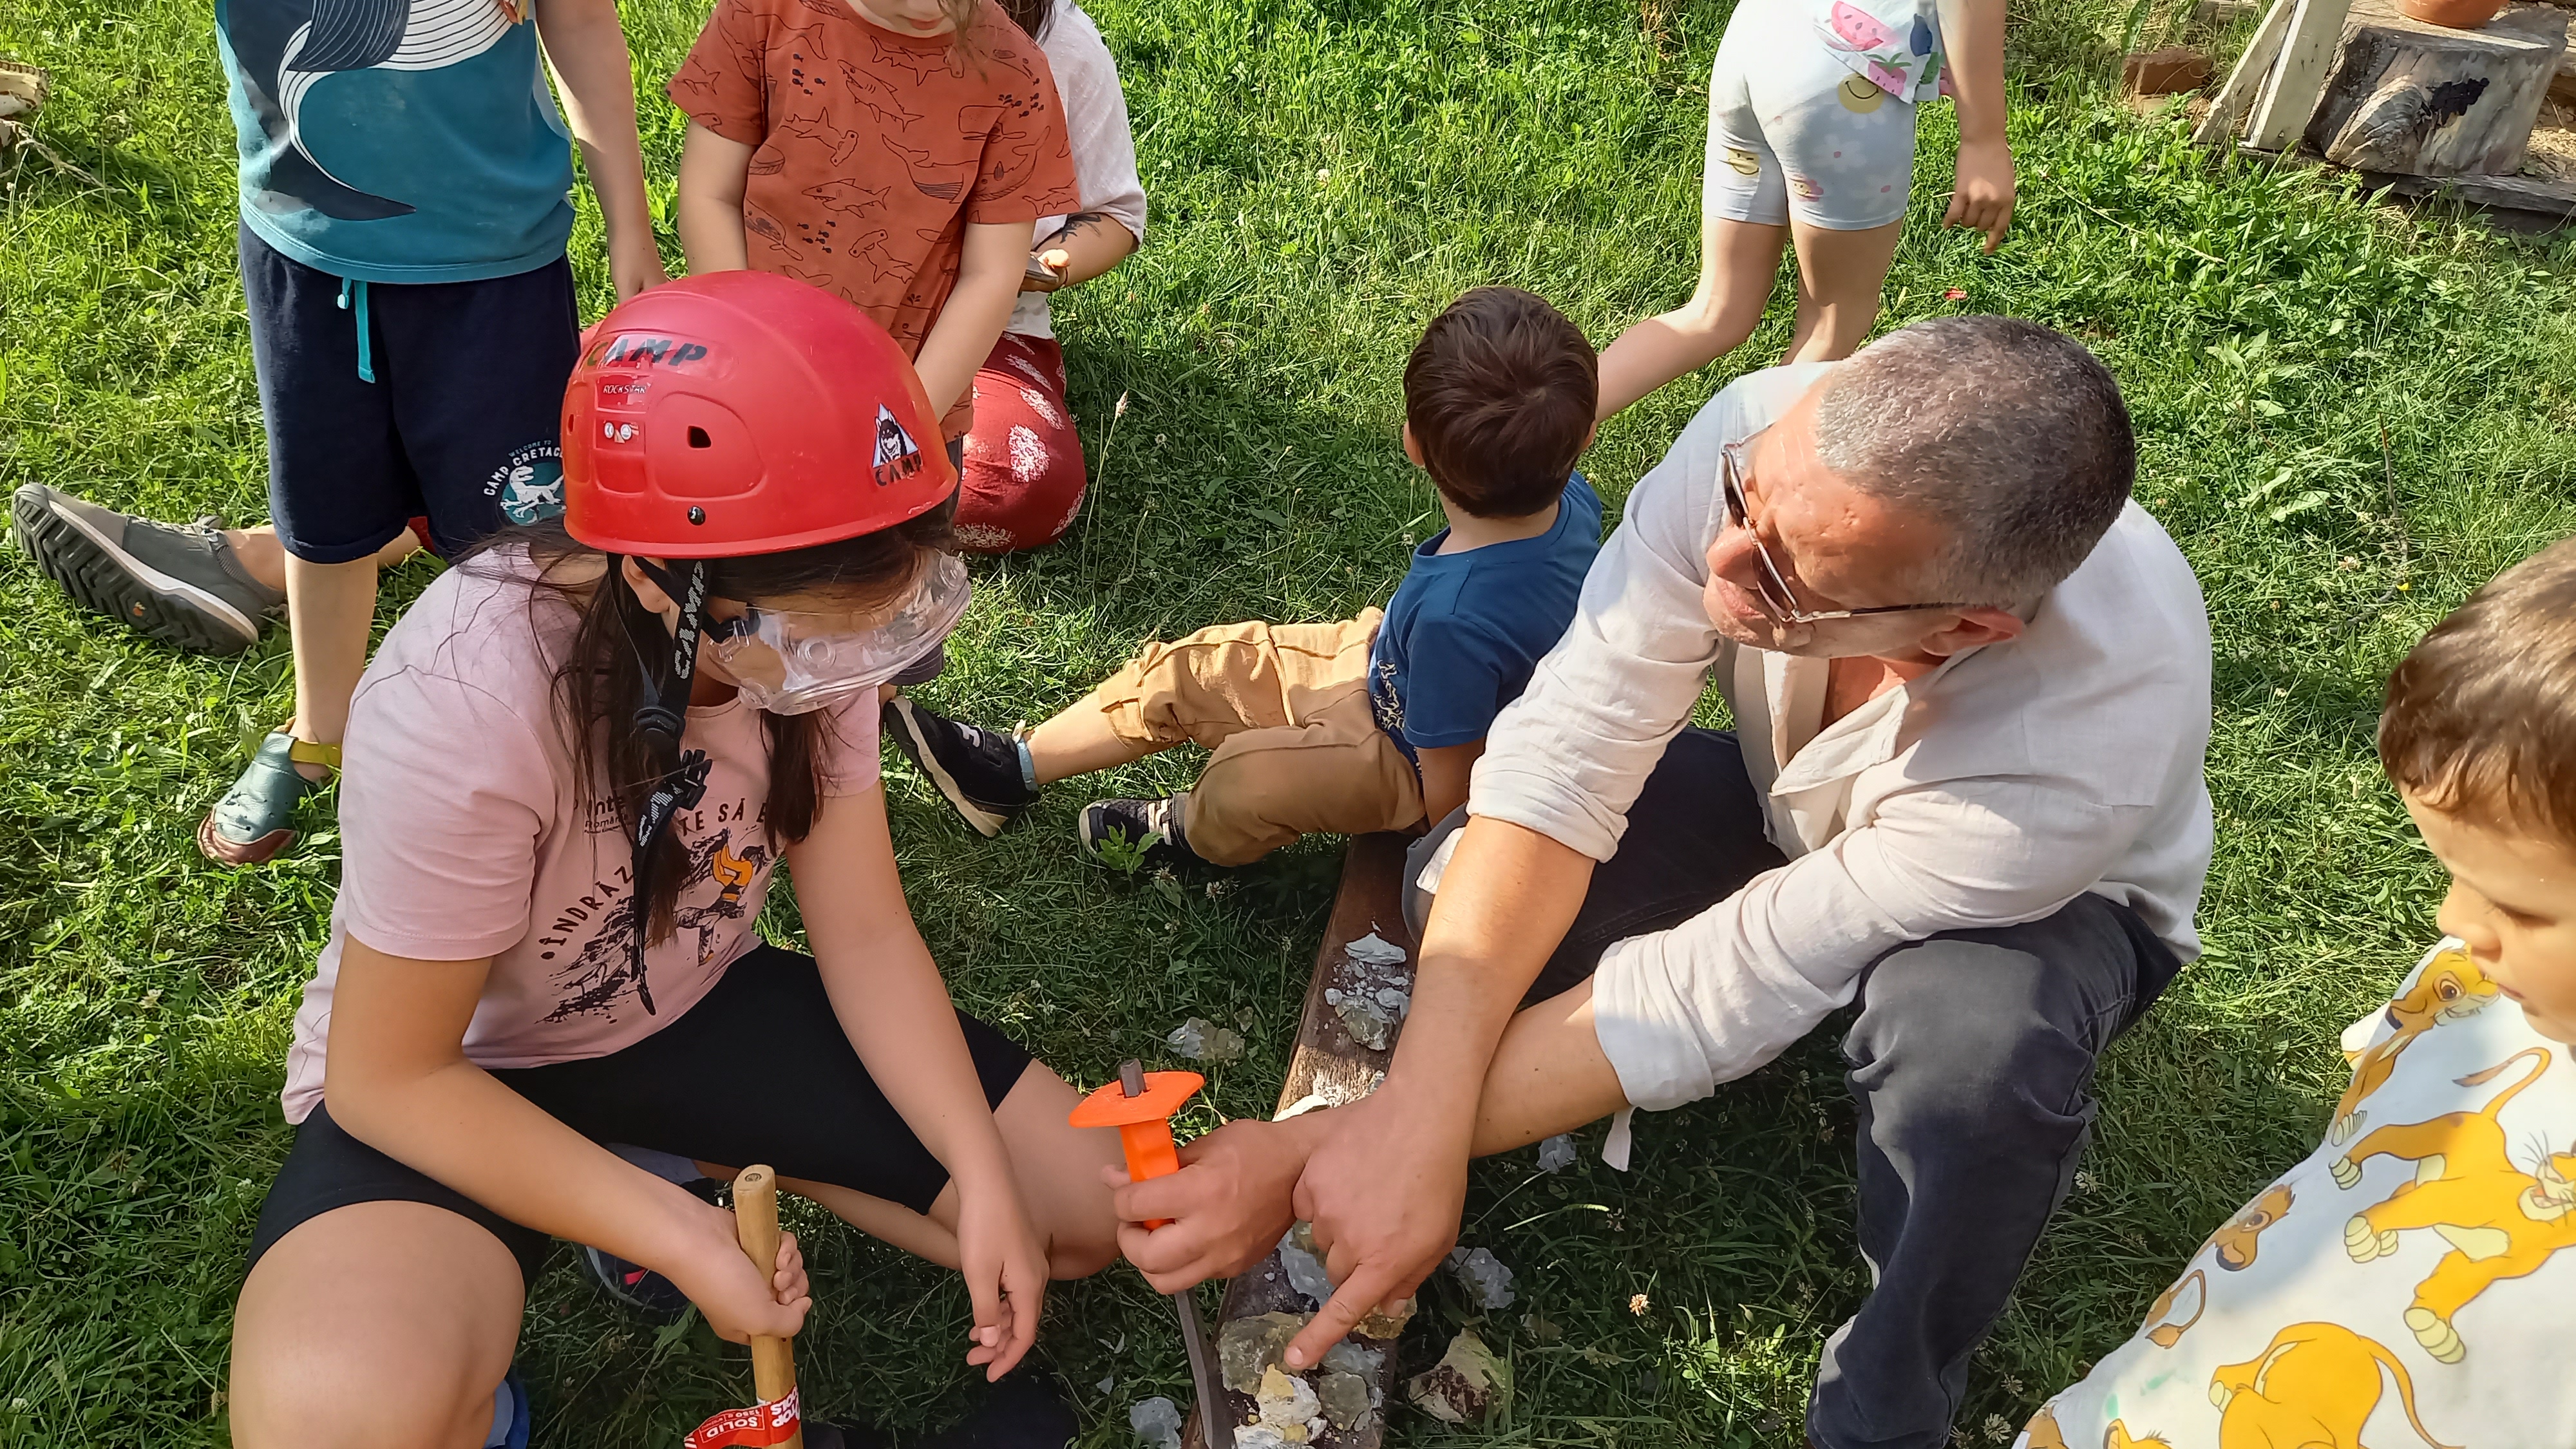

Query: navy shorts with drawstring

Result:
[239,223,581,564]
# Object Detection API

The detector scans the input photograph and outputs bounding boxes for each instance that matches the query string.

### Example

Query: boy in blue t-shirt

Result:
[887,287,1604,867]
[13,0,661,867]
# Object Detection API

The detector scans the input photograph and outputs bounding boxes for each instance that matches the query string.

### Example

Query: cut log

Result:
[2306,0,2568,174]
[1181,833,1420,1449]
[2199,0,2301,145]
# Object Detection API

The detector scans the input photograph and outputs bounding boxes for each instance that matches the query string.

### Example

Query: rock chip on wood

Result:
[1219,1311,1309,1394]
[1406,1327,1513,1426]
[1316,1370,1373,1432]
[1352,1296,1415,1340]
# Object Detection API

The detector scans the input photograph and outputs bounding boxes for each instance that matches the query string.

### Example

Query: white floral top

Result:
[1806,0,1946,103]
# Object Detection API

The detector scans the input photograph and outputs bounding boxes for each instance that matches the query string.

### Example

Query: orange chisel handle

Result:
[1117,1121,1182,1229]
[1067,1063,1204,1233]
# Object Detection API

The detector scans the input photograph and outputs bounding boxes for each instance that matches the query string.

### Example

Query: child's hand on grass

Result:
[956,1180,1050,1379]
[1946,138,2014,253]
[669,1204,811,1345]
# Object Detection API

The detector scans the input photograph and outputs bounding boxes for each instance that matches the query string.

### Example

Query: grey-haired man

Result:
[1111,316,2215,1449]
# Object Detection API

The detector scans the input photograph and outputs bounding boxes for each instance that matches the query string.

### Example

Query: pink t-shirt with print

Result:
[279,552,880,1123]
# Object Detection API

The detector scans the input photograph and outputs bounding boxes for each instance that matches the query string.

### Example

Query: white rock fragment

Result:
[1446,1245,1517,1309]
[1320,1340,1384,1379]
[1343,931,1406,967]
[1374,986,1408,1012]
[1129,1395,1182,1449]
[1166,1016,1246,1063]
[1231,1427,1293,1449]
[1407,1327,1512,1426]
[1536,1133,1577,1173]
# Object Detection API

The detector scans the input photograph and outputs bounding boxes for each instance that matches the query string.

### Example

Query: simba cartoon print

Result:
[2019,940,2576,1449]
[667,0,1081,386]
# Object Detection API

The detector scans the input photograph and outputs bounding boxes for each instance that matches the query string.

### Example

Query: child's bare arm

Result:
[1417,739,1486,829]
[914,221,1029,415]
[675,122,755,275]
[1937,0,2012,251]
[535,0,667,299]
[1024,212,1139,292]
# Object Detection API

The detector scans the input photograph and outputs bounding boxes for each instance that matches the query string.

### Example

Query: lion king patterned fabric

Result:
[2019,939,2576,1449]
[667,0,1080,433]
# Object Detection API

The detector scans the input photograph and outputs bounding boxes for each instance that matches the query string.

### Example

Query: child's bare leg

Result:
[1593,216,1791,419]
[231,1201,523,1449]
[1782,217,1904,364]
[228,524,414,595]
[1026,702,1159,783]
[285,553,381,776]
[741,1062,1122,1280]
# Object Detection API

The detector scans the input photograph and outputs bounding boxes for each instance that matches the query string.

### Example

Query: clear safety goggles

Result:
[704,552,970,715]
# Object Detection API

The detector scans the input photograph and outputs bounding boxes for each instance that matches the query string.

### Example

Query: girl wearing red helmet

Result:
[226,274,1117,1447]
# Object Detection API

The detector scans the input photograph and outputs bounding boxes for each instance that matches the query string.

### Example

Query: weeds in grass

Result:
[4,0,2574,1443]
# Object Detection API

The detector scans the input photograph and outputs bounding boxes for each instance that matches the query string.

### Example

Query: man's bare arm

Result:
[1282,816,1595,1367]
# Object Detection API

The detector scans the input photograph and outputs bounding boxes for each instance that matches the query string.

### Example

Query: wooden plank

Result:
[1182,832,1419,1449]
[2245,0,2358,151]
[2197,0,2300,146]
[2358,164,2576,218]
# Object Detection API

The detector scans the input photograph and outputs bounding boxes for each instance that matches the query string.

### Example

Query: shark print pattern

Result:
[667,0,1079,392]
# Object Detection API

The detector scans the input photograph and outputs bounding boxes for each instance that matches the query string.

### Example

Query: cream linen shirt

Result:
[1464,363,2215,1112]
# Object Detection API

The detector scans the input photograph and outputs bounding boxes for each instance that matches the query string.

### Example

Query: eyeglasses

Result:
[1718,438,1972,625]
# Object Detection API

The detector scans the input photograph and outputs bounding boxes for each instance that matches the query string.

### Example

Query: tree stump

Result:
[2306,0,2568,175]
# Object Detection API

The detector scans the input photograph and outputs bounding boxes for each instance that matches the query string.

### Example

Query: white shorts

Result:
[1704,0,1921,232]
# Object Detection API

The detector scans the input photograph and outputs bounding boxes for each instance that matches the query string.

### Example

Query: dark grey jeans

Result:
[1406,729,2182,1449]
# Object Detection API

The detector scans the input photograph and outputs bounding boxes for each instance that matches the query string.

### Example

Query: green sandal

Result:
[198,730,339,866]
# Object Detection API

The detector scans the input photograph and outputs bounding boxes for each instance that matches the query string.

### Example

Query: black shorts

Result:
[239,223,580,563]
[245,943,1033,1285]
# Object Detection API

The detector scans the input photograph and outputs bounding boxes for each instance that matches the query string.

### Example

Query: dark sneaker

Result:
[582,1172,722,1321]
[197,731,335,866]
[1077,793,1201,871]
[883,696,1036,838]
[11,484,283,655]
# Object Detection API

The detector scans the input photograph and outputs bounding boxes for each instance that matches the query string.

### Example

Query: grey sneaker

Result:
[11,483,285,654]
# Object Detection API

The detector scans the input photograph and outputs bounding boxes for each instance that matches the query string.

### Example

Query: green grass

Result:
[6,0,2576,1442]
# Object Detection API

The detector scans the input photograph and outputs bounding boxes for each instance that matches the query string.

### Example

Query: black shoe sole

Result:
[884,696,1023,839]
[11,487,265,655]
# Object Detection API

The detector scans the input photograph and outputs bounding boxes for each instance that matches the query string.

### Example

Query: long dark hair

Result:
[460,497,958,945]
[996,0,1054,42]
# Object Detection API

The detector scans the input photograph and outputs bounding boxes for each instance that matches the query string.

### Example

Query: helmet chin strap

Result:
[623,556,714,1016]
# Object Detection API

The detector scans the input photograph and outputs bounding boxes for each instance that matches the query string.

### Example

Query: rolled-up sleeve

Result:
[1593,775,2152,1108]
[1468,411,1731,860]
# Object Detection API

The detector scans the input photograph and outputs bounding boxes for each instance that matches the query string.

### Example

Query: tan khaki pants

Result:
[1070,609,1425,866]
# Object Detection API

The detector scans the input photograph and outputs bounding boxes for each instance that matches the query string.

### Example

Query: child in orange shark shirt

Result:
[2020,536,2576,1449]
[668,0,1081,449]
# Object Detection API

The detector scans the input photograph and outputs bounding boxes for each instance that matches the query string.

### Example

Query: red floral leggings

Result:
[954,332,1087,553]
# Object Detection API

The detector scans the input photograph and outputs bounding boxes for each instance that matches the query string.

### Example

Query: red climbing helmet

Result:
[562,270,956,558]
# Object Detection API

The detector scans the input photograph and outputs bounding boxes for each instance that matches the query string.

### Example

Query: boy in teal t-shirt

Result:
[14,0,663,869]
[2022,536,2576,1449]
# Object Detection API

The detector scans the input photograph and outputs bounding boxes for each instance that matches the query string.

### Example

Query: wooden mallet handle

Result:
[732,1165,805,1449]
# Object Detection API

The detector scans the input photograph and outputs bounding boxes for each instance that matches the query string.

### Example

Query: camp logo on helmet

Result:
[873,404,924,489]
[597,334,711,369]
